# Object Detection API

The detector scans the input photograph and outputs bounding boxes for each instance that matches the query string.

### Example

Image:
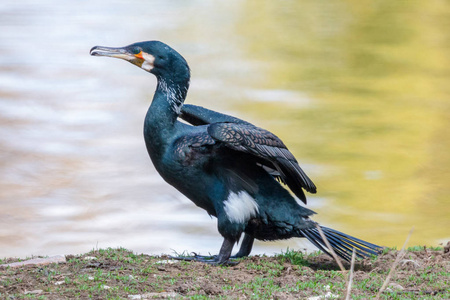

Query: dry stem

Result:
[375,227,414,299]
[345,248,356,300]
[316,225,348,285]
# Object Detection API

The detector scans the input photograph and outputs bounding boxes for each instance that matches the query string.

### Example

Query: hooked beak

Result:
[90,45,155,72]
[90,45,134,60]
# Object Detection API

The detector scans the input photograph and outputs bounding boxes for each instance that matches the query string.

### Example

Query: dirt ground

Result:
[0,245,449,299]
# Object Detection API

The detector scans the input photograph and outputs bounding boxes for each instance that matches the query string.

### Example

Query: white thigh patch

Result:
[224,191,259,223]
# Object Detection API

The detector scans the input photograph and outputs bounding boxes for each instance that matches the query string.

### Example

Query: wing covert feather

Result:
[208,123,316,203]
[180,104,251,126]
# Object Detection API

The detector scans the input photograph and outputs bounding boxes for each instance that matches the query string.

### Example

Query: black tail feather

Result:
[301,226,384,262]
[313,229,359,259]
[320,230,372,258]
[305,229,355,261]
[308,229,363,261]
[300,230,333,258]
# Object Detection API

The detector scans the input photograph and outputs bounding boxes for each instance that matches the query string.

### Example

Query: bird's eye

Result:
[158,55,165,60]
[131,47,141,55]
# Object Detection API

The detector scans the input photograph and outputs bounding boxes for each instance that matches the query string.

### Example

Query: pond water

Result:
[1,0,449,258]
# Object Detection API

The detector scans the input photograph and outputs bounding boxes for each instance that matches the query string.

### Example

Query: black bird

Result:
[90,41,383,264]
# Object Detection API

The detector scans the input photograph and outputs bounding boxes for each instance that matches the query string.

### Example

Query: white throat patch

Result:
[141,52,155,72]
[224,191,259,224]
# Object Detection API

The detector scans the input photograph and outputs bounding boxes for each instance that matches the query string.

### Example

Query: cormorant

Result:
[90,41,383,265]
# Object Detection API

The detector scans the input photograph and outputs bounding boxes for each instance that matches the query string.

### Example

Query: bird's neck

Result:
[144,77,189,154]
[157,78,189,115]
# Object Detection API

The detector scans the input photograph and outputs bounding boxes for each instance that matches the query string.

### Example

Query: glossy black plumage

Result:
[90,41,383,264]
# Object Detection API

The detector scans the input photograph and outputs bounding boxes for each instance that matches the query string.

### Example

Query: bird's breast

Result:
[145,143,217,215]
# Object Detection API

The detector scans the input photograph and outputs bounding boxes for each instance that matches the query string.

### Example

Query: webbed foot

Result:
[169,237,239,266]
[169,253,239,265]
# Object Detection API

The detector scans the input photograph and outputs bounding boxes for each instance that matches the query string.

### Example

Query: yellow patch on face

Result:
[134,51,144,59]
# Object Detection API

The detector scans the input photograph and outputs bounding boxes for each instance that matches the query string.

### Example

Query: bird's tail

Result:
[300,226,384,262]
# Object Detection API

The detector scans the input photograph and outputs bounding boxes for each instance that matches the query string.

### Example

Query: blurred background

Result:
[1,0,449,258]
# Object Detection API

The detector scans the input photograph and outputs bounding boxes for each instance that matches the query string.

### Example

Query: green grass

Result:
[406,245,443,251]
[1,247,448,299]
[276,247,311,266]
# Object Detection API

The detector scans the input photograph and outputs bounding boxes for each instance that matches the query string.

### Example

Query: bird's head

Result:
[90,41,190,84]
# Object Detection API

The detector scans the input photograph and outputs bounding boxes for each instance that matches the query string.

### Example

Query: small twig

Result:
[345,248,356,300]
[316,225,348,284]
[375,227,414,299]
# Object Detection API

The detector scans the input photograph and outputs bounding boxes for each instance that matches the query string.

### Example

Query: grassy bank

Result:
[0,246,448,299]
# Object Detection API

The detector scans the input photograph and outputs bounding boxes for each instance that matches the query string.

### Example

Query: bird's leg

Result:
[214,237,236,265]
[231,234,254,258]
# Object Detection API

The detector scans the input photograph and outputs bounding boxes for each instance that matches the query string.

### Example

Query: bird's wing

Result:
[207,122,316,204]
[180,104,251,126]
[179,104,316,203]
[173,130,260,195]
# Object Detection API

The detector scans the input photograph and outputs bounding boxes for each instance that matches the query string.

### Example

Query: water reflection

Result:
[0,0,449,258]
[237,0,450,246]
